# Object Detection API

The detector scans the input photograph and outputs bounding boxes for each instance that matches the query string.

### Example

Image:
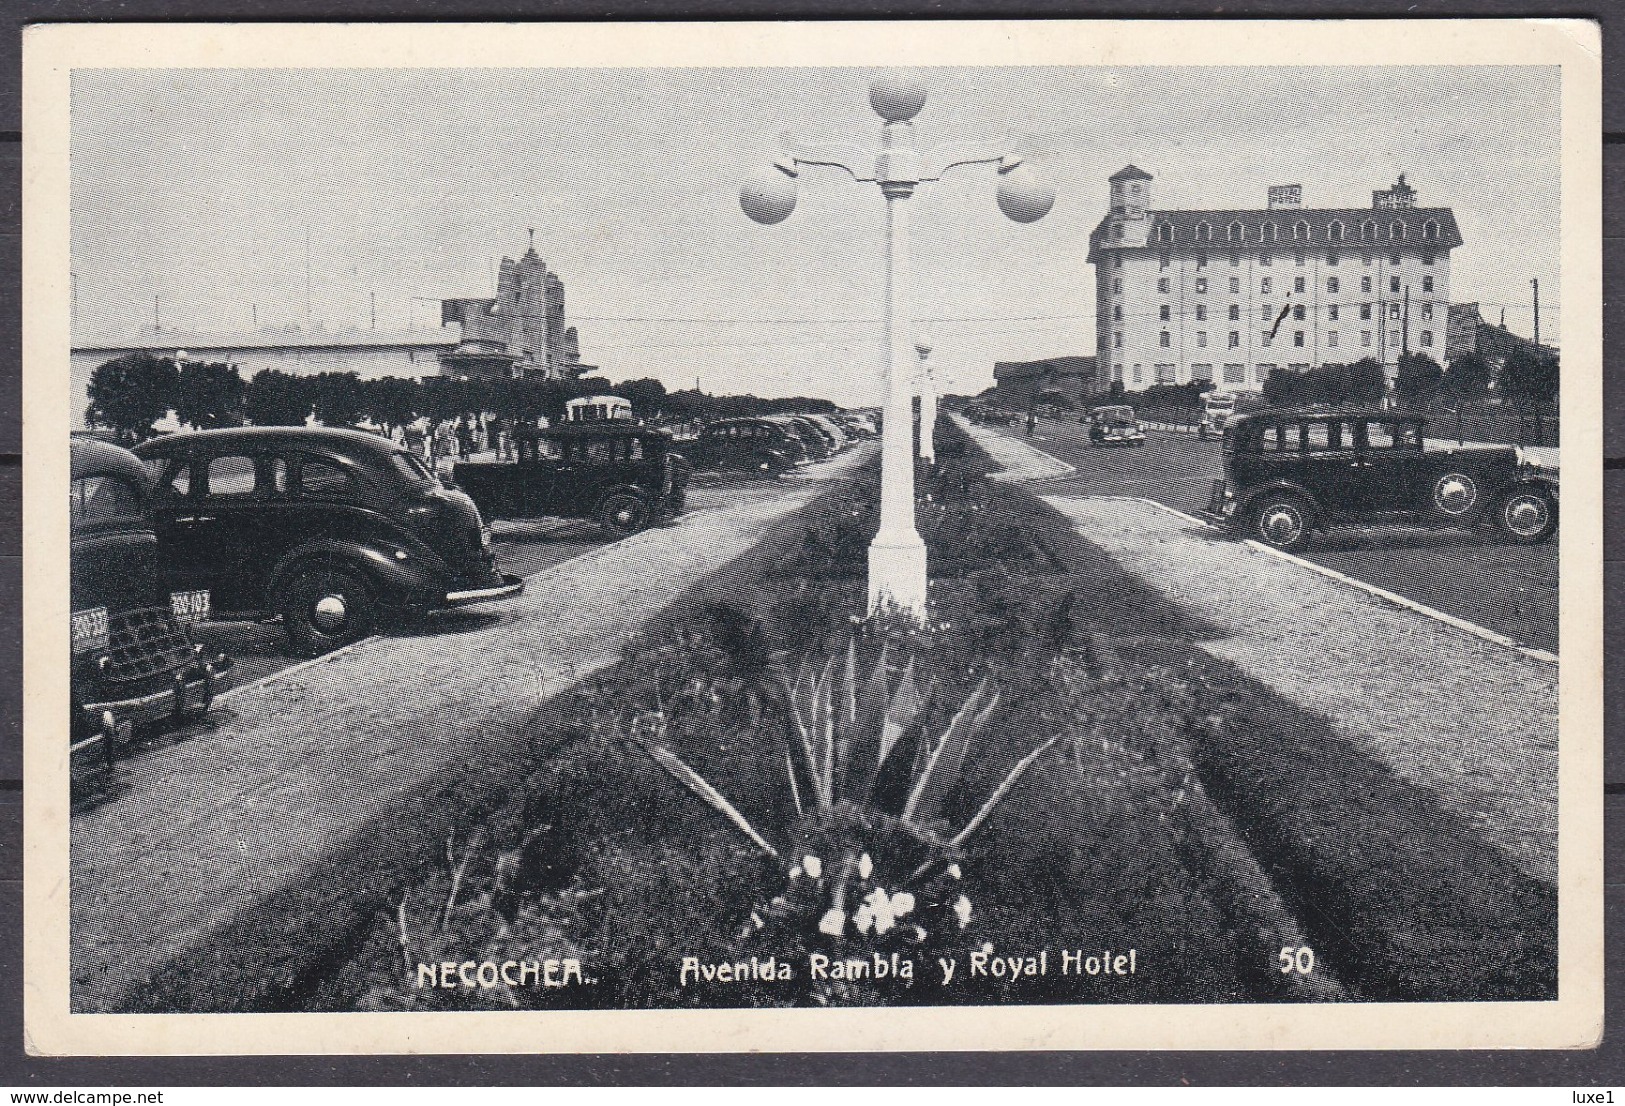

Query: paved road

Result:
[1010,416,1558,654]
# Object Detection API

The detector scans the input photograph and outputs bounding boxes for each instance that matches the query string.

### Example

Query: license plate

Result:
[170,589,211,625]
[71,607,109,652]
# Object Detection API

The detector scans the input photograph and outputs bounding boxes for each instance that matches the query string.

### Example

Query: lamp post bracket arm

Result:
[920,137,1019,180]
[781,133,875,181]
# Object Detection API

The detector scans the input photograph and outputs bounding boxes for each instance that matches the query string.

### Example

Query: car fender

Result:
[1235,480,1324,524]
[1509,474,1559,499]
[268,538,450,607]
[592,484,654,514]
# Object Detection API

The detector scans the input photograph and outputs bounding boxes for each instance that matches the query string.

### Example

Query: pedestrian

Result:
[514,417,539,464]
[1026,412,1037,437]
[456,418,474,461]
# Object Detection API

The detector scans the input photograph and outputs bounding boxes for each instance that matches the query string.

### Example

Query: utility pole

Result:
[370,291,377,330]
[251,303,258,329]
[303,226,312,326]
[153,294,160,332]
[1531,278,1540,346]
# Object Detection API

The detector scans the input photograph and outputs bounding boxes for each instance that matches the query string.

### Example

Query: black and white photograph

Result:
[21,19,1603,1054]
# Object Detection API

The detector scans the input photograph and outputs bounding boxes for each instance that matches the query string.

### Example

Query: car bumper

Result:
[443,573,525,606]
[73,655,237,754]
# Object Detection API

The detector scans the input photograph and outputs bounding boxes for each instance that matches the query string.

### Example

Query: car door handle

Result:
[177,515,217,523]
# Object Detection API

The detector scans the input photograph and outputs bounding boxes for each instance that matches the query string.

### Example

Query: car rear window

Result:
[300,459,356,499]
[389,451,435,484]
[71,475,143,527]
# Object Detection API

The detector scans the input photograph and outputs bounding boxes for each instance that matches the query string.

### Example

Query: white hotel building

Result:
[1086,168,1463,390]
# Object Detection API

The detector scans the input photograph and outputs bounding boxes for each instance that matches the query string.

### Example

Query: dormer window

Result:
[1329,220,1345,241]
[1361,220,1377,240]
[1422,219,1440,240]
[1293,220,1309,240]
[1156,223,1172,244]
[1261,223,1278,243]
[1195,221,1212,243]
[1390,220,1406,240]
[1227,221,1243,242]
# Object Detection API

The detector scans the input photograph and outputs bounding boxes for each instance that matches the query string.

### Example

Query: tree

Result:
[1263,367,1304,409]
[1107,379,1126,401]
[1443,352,1493,404]
[311,371,367,427]
[1343,358,1388,407]
[363,376,420,436]
[1499,348,1560,446]
[172,360,245,430]
[244,368,312,426]
[85,353,178,440]
[616,377,668,419]
[1393,352,1443,409]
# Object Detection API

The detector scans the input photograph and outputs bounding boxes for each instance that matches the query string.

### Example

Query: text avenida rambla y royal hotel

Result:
[680,948,1139,987]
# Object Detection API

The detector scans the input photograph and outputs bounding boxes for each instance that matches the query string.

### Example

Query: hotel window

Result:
[1295,251,1306,266]
[1112,224,1124,241]
[1421,303,1434,321]
[1224,363,1246,383]
[1261,277,1273,294]
[1160,251,1171,269]
[1423,220,1440,240]
[1327,331,1339,348]
[1158,278,1171,294]
[1422,252,1435,266]
[1196,222,1212,243]
[1195,304,1207,321]
[1360,303,1372,320]
[1259,254,1272,266]
[1329,220,1345,241]
[1328,305,1339,321]
[1112,364,1124,382]
[1228,304,1240,321]
[1228,221,1244,242]
[1421,330,1434,347]
[1361,221,1376,240]
[1159,304,1171,321]
[1160,331,1171,348]
[1196,252,1209,269]
[1389,329,1401,346]
[1294,331,1305,347]
[1261,304,1273,320]
[1422,276,1434,293]
[1391,255,1402,267]
[1157,224,1172,243]
[1261,332,1273,347]
[1229,252,1241,266]
[1256,364,1275,383]
[1192,363,1213,381]
[1361,276,1372,293]
[1327,277,1340,294]
[1294,220,1308,241]
[1195,278,1209,294]
[1196,331,1208,347]
[1113,255,1123,269]
[1112,278,1122,294]
[1112,304,1122,321]
[1293,304,1306,321]
[1262,223,1278,243]
[1133,365,1145,383]
[1390,276,1401,293]
[1156,364,1176,383]
[1293,277,1306,293]
[1327,252,1340,266]
[1362,330,1372,347]
[1229,277,1241,294]
[1389,303,1401,319]
[1228,331,1240,349]
[1390,221,1406,240]
[1113,332,1123,348]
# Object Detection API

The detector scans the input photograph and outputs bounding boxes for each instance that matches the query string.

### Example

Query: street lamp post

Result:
[915,337,936,467]
[740,71,1055,621]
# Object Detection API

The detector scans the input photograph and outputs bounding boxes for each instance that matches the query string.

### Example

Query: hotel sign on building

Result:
[1086,167,1463,390]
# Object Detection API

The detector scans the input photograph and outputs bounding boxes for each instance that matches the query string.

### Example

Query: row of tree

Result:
[83,354,840,441]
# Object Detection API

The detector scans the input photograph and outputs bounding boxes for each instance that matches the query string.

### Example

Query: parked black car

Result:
[453,423,691,537]
[71,436,235,762]
[772,415,836,459]
[690,418,810,477]
[134,427,523,656]
[1207,408,1559,552]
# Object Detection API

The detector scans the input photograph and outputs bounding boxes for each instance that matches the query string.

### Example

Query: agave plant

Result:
[630,638,1059,949]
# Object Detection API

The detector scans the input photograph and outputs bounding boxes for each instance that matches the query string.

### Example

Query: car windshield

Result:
[390,451,437,485]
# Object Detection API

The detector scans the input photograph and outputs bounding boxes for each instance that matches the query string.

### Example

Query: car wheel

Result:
[1494,487,1558,544]
[1429,471,1483,523]
[1248,494,1312,553]
[599,493,651,537]
[281,565,378,657]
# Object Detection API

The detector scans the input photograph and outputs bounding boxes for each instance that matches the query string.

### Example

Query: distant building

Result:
[1087,167,1464,390]
[71,234,592,425]
[991,355,1098,405]
[1446,302,1558,367]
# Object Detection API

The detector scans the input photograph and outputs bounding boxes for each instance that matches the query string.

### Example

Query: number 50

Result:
[1279,946,1315,974]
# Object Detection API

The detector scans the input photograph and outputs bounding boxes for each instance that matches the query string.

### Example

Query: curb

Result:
[1050,493,1557,666]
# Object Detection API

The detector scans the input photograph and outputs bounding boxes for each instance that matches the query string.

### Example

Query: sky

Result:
[69,65,1561,405]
